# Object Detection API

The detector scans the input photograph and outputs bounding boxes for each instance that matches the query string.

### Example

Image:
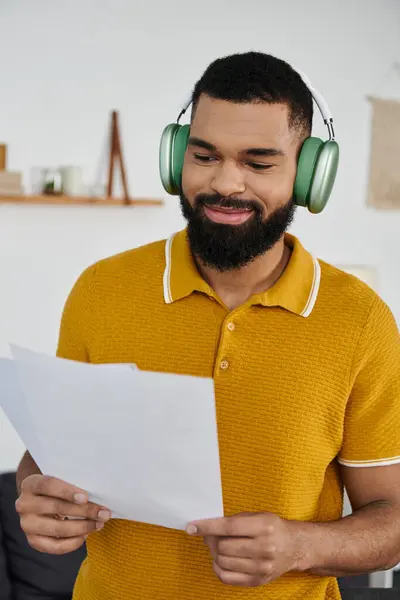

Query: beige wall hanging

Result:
[366,94,400,210]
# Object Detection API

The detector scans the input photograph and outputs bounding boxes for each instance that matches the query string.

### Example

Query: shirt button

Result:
[227,321,235,332]
[220,359,229,371]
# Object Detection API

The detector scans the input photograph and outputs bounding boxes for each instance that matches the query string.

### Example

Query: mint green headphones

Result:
[159,69,339,214]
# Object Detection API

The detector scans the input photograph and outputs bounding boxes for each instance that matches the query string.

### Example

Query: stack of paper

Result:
[0,346,224,530]
[0,171,23,195]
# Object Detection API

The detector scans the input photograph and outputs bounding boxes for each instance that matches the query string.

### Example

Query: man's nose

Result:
[210,160,246,197]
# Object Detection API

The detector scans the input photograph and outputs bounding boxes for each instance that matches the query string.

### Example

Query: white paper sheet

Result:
[0,346,223,530]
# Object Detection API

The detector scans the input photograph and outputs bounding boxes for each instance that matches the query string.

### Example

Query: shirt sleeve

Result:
[56,264,97,363]
[338,296,400,467]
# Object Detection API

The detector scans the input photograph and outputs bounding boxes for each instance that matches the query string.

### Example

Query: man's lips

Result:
[203,203,255,225]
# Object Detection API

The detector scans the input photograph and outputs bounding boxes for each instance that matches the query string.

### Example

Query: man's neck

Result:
[195,237,291,311]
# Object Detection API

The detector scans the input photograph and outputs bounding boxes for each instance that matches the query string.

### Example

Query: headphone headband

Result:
[177,69,336,142]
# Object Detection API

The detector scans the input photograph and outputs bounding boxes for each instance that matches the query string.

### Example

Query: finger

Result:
[16,495,111,522]
[212,560,260,587]
[204,535,218,560]
[216,554,272,577]
[20,514,103,538]
[21,475,88,505]
[187,514,267,538]
[27,534,86,555]
[218,536,272,559]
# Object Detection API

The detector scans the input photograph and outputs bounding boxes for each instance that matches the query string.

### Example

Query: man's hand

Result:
[186,512,302,587]
[16,474,111,555]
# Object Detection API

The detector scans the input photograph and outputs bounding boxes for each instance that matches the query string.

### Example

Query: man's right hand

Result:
[16,474,111,555]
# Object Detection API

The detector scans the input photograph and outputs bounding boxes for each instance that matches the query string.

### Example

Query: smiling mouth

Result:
[203,203,255,225]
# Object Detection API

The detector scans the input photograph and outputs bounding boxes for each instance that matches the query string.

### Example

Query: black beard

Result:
[179,192,296,272]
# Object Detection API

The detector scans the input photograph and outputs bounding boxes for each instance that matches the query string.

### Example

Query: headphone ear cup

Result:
[159,123,180,195]
[294,137,324,208]
[307,140,339,214]
[159,124,190,195]
[171,124,190,194]
[294,137,340,214]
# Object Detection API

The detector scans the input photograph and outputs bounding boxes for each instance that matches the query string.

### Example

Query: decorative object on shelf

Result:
[41,168,62,195]
[0,144,6,170]
[0,142,23,195]
[0,171,23,196]
[60,166,85,196]
[107,110,131,205]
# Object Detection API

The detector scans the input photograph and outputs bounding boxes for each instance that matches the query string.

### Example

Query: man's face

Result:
[180,94,300,271]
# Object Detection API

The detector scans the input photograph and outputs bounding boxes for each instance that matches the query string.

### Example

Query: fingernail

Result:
[186,524,198,535]
[96,521,104,530]
[74,493,87,505]
[97,510,111,522]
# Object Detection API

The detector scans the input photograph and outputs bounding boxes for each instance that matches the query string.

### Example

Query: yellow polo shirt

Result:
[57,229,400,600]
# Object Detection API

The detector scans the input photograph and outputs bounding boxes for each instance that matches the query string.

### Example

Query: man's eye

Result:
[247,162,273,171]
[194,154,216,163]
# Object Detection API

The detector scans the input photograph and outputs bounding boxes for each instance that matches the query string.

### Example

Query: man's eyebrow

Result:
[187,137,216,152]
[245,147,285,158]
[187,136,285,158]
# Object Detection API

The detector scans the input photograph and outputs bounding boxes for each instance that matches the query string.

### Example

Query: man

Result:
[15,52,400,600]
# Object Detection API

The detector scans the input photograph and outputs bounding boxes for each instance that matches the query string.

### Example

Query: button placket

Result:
[215,311,243,377]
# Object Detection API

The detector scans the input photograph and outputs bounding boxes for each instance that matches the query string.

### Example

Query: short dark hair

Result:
[191,51,313,138]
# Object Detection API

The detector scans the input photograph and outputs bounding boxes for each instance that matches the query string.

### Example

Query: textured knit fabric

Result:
[56,229,400,600]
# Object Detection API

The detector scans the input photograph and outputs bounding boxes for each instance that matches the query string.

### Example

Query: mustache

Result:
[194,193,262,213]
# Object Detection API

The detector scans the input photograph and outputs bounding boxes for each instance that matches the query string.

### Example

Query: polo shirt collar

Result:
[163,229,321,318]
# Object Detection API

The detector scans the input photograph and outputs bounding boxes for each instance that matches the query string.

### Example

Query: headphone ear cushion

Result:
[171,124,190,194]
[294,137,324,208]
[307,140,339,214]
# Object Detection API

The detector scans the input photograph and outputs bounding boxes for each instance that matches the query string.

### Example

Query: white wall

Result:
[1,0,399,472]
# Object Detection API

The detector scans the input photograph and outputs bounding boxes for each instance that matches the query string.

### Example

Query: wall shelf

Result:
[0,194,164,206]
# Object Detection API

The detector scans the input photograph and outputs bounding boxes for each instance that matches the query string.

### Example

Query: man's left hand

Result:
[186,512,303,587]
